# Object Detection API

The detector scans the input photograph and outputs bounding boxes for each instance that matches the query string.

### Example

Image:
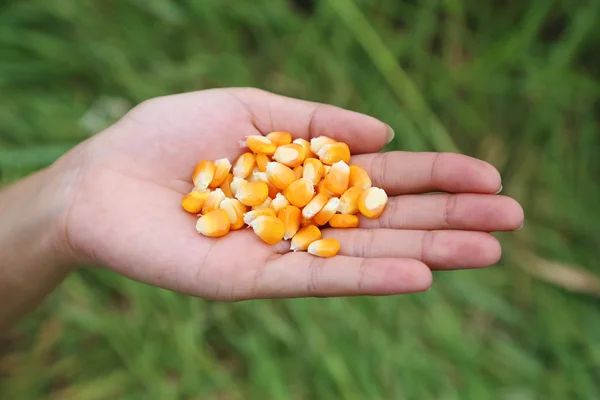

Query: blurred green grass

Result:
[1,0,600,398]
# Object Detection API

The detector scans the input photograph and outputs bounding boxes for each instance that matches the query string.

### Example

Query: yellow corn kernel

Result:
[293,138,317,159]
[323,160,350,195]
[266,131,292,146]
[272,143,305,168]
[323,165,331,175]
[308,238,340,258]
[278,205,302,240]
[235,180,269,207]
[284,178,315,208]
[256,154,270,172]
[329,214,359,228]
[313,197,340,226]
[243,207,277,225]
[301,217,313,227]
[266,162,296,190]
[290,225,322,251]
[303,158,324,186]
[349,165,372,190]
[208,158,232,188]
[230,177,246,197]
[245,135,277,155]
[310,136,337,154]
[249,215,285,245]
[294,165,303,180]
[358,187,388,218]
[251,170,282,199]
[201,188,226,214]
[270,193,290,213]
[233,152,256,178]
[337,186,363,215]
[317,142,351,165]
[317,179,334,197]
[252,196,272,210]
[220,173,234,198]
[302,192,329,219]
[192,160,215,189]
[181,189,210,214]
[220,198,247,230]
[196,209,231,238]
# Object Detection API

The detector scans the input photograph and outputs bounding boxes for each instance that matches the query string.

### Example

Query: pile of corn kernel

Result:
[181,132,388,258]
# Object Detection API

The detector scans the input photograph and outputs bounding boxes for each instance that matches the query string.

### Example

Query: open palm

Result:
[63,88,523,300]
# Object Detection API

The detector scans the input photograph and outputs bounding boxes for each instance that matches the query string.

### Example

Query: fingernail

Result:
[495,184,503,194]
[515,222,524,231]
[385,125,395,144]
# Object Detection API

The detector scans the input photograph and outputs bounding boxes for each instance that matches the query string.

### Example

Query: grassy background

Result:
[1,0,600,398]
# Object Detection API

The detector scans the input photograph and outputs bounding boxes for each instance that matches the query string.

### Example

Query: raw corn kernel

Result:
[196,209,231,238]
[338,187,363,215]
[270,193,290,213]
[329,214,359,228]
[278,205,301,240]
[308,238,340,258]
[249,215,285,245]
[256,154,270,172]
[243,208,277,225]
[301,217,313,227]
[323,165,331,175]
[290,225,322,251]
[313,197,340,226]
[310,136,337,154]
[293,165,303,180]
[230,177,246,196]
[209,158,232,188]
[245,135,277,155]
[235,180,269,207]
[293,138,316,159]
[317,179,334,197]
[220,198,247,230]
[251,171,281,198]
[266,162,296,190]
[317,142,351,165]
[284,178,315,208]
[303,158,324,186]
[252,196,272,210]
[266,131,292,146]
[181,189,209,214]
[220,173,234,198]
[323,160,350,195]
[192,160,215,189]
[349,165,372,190]
[233,152,255,178]
[302,192,329,219]
[202,188,226,214]
[272,143,305,168]
[358,187,388,218]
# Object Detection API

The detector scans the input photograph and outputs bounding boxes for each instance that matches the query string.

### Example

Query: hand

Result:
[57,88,524,300]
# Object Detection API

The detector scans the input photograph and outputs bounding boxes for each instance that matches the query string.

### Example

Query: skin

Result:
[0,88,524,331]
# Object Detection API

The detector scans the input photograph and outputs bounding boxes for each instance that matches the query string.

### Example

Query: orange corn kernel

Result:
[293,165,303,180]
[337,187,363,215]
[220,173,234,198]
[245,135,277,155]
[266,131,292,146]
[358,187,388,218]
[323,165,331,175]
[308,238,340,258]
[233,152,256,178]
[256,154,270,172]
[349,165,372,190]
[192,160,215,189]
[196,209,231,238]
[317,179,334,197]
[293,138,317,159]
[270,193,290,213]
[230,177,246,197]
[220,198,247,230]
[313,197,340,226]
[181,189,209,214]
[302,192,329,219]
[266,162,296,190]
[303,158,324,186]
[249,215,285,245]
[235,180,269,207]
[290,225,322,251]
[323,160,350,195]
[251,170,281,198]
[252,196,272,210]
[301,217,313,227]
[272,143,305,168]
[284,178,315,208]
[243,208,277,225]
[278,205,302,240]
[310,136,337,154]
[202,188,226,214]
[329,214,359,228]
[317,142,351,165]
[209,158,232,188]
